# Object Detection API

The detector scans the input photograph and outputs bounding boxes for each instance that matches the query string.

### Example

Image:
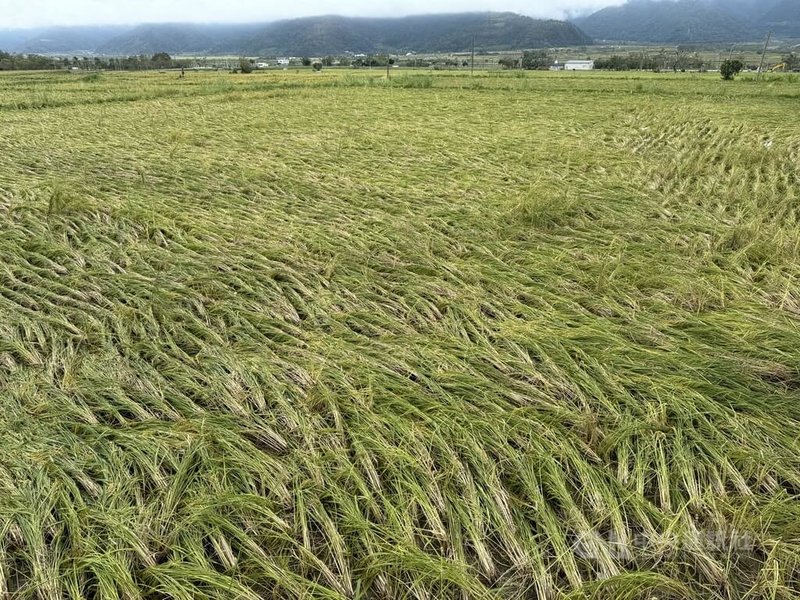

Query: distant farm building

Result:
[564,60,594,71]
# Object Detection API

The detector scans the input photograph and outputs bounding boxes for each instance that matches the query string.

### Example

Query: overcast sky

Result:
[2,0,626,29]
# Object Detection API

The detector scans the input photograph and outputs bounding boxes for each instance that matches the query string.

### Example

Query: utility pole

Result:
[757,31,772,81]
[471,34,475,76]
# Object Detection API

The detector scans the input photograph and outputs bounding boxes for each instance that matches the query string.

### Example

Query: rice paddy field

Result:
[1,68,799,599]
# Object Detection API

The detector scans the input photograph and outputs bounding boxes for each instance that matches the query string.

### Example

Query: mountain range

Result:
[1,2,797,57]
[573,0,799,43]
[0,13,591,56]
[761,0,800,37]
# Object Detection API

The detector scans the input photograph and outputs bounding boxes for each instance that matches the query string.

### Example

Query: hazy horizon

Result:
[3,0,627,29]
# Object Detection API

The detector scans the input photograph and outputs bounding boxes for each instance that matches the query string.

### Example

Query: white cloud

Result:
[1,0,625,29]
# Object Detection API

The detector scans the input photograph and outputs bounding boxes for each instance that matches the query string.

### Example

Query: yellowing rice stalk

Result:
[0,69,799,599]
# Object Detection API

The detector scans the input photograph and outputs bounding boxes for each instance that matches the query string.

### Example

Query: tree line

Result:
[2,49,797,73]
[495,50,798,72]
[0,51,469,72]
[0,51,194,71]
[594,52,797,72]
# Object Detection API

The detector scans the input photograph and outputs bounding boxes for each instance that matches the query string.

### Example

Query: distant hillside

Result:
[574,0,800,43]
[3,13,591,56]
[762,0,800,22]
[573,0,754,43]
[95,24,264,56]
[761,0,800,37]
[238,13,593,56]
[96,25,211,55]
[714,0,780,20]
[20,26,133,54]
[0,29,43,52]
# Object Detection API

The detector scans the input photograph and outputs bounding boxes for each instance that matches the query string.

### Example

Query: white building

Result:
[276,58,290,67]
[564,60,594,71]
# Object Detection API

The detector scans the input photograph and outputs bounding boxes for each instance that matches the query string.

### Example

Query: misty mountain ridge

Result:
[2,3,797,56]
[761,0,800,36]
[573,0,798,42]
[1,13,591,56]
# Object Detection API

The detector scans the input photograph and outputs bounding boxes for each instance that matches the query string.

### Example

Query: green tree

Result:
[783,53,797,71]
[301,57,312,66]
[498,57,517,69]
[363,55,388,67]
[720,59,743,80]
[239,58,253,74]
[522,50,552,70]
[151,52,172,68]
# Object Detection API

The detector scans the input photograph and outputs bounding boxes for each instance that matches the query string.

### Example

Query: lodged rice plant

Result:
[0,69,799,599]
